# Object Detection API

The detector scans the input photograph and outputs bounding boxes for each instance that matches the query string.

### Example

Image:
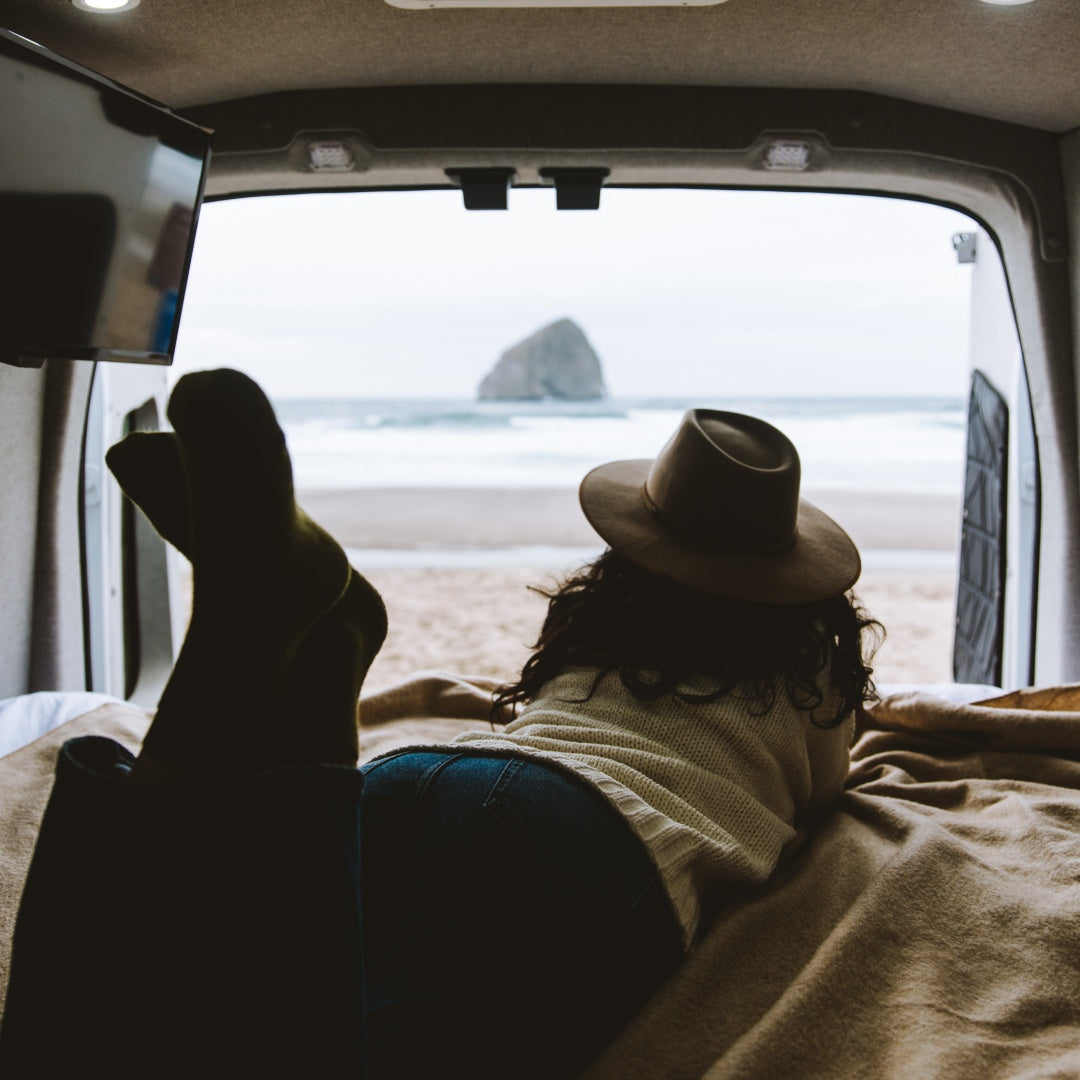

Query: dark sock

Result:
[279,571,387,766]
[109,406,388,770]
[138,369,355,774]
[105,431,188,553]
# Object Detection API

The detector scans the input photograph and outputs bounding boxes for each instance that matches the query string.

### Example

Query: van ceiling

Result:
[3,0,1079,134]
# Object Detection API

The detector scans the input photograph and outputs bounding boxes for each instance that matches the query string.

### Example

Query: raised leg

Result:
[109,424,388,770]
[127,369,383,776]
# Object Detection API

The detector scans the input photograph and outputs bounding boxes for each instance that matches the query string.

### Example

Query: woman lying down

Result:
[0,370,880,1079]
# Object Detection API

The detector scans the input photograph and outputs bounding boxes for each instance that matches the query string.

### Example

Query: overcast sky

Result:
[172,187,978,400]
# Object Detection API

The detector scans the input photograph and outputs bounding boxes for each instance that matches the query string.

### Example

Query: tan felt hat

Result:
[578,409,861,604]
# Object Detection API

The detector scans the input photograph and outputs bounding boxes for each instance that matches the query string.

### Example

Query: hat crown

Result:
[643,410,801,552]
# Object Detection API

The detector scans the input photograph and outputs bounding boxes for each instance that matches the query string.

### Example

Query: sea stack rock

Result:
[477,318,607,401]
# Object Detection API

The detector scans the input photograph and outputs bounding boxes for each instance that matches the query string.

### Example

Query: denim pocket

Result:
[482,756,658,923]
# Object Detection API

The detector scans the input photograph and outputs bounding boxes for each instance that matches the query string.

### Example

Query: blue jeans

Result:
[360,750,683,1078]
[0,741,682,1079]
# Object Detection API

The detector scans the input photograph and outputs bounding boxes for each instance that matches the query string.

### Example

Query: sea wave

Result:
[276,396,966,493]
[275,397,631,431]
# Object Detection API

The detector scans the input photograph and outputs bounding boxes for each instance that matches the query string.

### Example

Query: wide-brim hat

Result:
[578,409,860,604]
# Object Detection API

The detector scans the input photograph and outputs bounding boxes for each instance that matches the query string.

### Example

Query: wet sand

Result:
[291,486,961,694]
[299,487,961,555]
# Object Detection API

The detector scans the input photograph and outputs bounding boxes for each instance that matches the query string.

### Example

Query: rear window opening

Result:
[170,187,986,694]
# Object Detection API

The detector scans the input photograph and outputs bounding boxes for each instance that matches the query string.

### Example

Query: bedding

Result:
[0,692,123,758]
[1,678,1078,1077]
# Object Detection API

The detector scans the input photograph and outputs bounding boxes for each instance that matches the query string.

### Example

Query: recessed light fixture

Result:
[72,0,141,12]
[762,139,811,172]
[307,141,356,172]
[978,0,1036,5]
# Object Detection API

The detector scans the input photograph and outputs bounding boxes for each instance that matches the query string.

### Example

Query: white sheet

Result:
[0,692,124,758]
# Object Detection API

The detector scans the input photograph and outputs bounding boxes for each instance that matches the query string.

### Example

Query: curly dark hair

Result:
[494,549,883,728]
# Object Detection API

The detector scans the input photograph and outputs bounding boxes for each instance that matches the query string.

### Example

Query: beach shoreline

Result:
[298,486,961,554]
[291,485,961,694]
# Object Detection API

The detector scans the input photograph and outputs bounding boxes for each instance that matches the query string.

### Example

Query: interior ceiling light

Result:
[307,141,356,172]
[762,139,811,172]
[72,0,141,11]
[978,0,1036,5]
[386,0,726,8]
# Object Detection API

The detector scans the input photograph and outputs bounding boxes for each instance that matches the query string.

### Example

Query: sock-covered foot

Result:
[167,367,348,632]
[141,369,351,775]
[279,570,388,766]
[105,431,188,553]
[108,427,388,768]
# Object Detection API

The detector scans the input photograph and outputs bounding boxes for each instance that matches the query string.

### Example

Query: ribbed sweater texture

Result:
[453,668,854,946]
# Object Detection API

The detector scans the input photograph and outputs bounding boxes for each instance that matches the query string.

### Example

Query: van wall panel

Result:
[1034,130,1080,685]
[0,367,45,697]
[28,362,92,693]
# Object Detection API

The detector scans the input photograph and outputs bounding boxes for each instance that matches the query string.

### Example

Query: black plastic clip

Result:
[539,168,610,210]
[445,168,516,210]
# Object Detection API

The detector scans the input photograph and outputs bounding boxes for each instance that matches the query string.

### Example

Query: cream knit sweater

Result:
[452,668,854,946]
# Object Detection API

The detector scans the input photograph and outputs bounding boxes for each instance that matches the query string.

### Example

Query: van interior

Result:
[1,0,1080,1073]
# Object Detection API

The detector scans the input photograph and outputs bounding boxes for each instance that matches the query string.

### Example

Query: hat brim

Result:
[579,459,861,604]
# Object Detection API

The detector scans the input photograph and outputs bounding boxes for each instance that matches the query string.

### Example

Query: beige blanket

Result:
[2,677,1079,1077]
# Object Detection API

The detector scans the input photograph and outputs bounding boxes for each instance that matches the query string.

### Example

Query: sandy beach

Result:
[299,487,961,554]
[290,486,962,695]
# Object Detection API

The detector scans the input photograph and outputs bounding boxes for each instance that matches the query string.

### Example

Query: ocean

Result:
[275,396,966,495]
